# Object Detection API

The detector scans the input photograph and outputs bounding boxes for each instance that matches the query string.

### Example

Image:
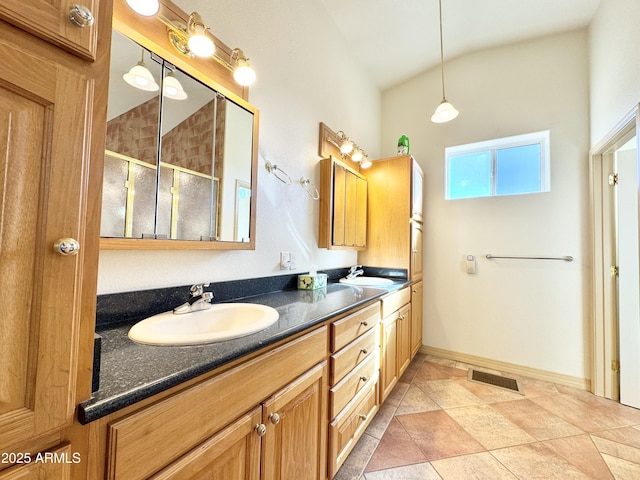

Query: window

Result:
[445,130,550,200]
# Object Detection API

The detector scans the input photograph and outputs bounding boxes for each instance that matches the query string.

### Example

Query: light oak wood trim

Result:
[106,327,328,480]
[328,378,378,479]
[330,327,379,386]
[331,303,380,352]
[380,287,411,319]
[150,406,262,480]
[329,353,378,419]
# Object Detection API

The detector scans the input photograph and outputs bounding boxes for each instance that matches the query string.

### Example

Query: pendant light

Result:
[431,0,459,123]
[163,72,188,100]
[123,49,160,92]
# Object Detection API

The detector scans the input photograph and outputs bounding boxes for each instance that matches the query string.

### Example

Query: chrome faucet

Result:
[173,283,214,315]
[346,265,364,279]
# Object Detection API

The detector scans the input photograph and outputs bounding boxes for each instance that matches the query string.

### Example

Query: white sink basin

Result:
[128,303,279,346]
[339,276,394,286]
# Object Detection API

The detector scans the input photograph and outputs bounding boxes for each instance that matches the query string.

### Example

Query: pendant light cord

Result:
[438,0,446,100]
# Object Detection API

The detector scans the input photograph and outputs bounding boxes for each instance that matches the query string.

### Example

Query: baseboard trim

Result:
[420,345,591,391]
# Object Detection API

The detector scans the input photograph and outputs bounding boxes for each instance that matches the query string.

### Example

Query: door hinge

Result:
[610,265,619,277]
[612,360,620,373]
[608,173,618,186]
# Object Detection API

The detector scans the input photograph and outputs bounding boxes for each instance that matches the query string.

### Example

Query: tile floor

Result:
[334,354,640,480]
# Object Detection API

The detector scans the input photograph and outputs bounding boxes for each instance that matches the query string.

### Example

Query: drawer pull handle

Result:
[360,348,368,355]
[269,413,281,425]
[54,237,80,256]
[69,5,94,27]
[254,423,267,437]
[359,375,369,382]
[358,413,368,421]
[360,321,368,327]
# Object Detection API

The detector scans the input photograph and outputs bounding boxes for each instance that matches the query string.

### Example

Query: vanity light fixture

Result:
[231,49,256,86]
[159,12,215,58]
[163,71,188,100]
[336,131,354,154]
[360,156,372,169]
[125,0,159,16]
[326,130,369,169]
[351,148,363,162]
[123,49,160,92]
[430,0,459,123]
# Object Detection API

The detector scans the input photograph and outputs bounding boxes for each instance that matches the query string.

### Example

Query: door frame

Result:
[589,103,640,399]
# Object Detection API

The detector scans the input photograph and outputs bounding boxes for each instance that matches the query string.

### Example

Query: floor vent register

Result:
[468,369,524,395]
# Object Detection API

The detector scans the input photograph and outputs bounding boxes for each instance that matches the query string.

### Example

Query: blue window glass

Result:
[496,144,541,195]
[448,151,492,199]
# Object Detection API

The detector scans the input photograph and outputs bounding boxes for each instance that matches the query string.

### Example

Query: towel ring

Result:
[299,177,320,200]
[265,161,292,185]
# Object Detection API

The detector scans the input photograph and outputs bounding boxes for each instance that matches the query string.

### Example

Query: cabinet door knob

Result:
[269,413,280,425]
[360,348,368,355]
[69,5,94,27]
[360,321,368,327]
[254,423,267,437]
[54,238,80,256]
[358,413,368,421]
[359,375,368,382]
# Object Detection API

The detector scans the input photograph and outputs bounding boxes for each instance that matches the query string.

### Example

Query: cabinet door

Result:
[397,304,412,377]
[411,281,424,357]
[354,175,367,248]
[380,316,398,402]
[411,221,424,280]
[411,159,424,222]
[0,38,91,448]
[262,362,328,480]
[151,407,261,480]
[344,171,357,246]
[0,0,99,60]
[332,165,346,245]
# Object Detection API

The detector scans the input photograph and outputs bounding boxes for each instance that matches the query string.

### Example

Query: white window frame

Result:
[445,130,550,200]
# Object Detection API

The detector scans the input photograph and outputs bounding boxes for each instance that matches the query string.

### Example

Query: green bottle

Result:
[397,135,410,155]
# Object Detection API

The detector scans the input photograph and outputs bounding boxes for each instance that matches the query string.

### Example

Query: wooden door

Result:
[0,36,91,449]
[0,0,99,60]
[262,362,328,480]
[354,175,367,247]
[151,408,262,480]
[380,316,398,402]
[332,165,346,245]
[411,281,424,357]
[411,222,424,280]
[397,304,412,376]
[344,170,358,246]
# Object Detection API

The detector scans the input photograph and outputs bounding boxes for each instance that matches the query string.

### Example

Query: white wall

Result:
[97,0,381,293]
[381,30,591,380]
[589,0,640,146]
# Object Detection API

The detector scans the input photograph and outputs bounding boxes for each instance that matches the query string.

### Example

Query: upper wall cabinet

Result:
[100,0,259,250]
[0,0,100,60]
[319,156,367,250]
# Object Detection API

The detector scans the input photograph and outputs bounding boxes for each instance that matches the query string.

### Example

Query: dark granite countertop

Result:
[79,278,409,423]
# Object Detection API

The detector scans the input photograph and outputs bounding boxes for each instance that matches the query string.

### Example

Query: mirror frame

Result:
[100,0,259,250]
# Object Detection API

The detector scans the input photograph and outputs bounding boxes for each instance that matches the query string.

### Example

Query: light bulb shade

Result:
[360,158,372,169]
[233,62,256,86]
[125,0,159,16]
[340,140,353,154]
[163,73,188,100]
[123,62,159,91]
[351,149,363,162]
[431,99,459,123]
[187,13,215,57]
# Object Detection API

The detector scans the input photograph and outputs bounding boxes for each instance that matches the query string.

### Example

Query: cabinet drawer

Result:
[331,303,380,352]
[330,352,378,419]
[330,327,378,385]
[381,287,411,318]
[328,378,378,479]
[107,326,328,480]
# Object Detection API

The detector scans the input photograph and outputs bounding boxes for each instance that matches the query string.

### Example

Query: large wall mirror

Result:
[100,30,258,249]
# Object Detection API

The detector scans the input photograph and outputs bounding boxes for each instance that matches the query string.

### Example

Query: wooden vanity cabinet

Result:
[319,156,367,250]
[104,327,328,480]
[328,302,381,478]
[0,0,109,474]
[379,288,412,402]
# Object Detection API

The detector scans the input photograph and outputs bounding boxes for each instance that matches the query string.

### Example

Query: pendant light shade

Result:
[431,0,458,123]
[163,72,188,100]
[123,50,159,92]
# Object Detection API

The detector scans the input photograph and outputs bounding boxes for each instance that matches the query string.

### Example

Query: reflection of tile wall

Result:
[106,98,227,177]
[162,101,215,175]
[106,97,160,165]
